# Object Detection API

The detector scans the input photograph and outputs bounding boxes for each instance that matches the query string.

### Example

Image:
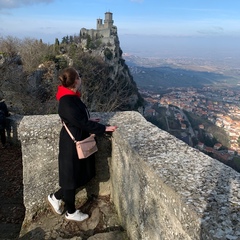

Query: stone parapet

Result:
[18,111,240,239]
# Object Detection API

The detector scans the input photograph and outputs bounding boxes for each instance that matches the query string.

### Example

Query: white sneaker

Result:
[65,210,89,222]
[47,194,63,215]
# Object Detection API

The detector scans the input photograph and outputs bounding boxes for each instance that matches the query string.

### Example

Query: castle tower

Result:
[96,18,103,30]
[104,12,114,29]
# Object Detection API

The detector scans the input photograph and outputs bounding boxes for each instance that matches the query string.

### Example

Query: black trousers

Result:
[54,188,76,214]
[0,129,6,145]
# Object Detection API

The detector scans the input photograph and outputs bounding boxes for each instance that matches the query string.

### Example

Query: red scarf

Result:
[56,85,81,101]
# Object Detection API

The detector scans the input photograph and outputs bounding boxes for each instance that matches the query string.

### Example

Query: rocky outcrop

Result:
[79,27,143,112]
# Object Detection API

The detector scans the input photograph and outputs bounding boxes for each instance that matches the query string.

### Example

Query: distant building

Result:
[97,12,114,30]
[80,12,116,41]
[214,143,222,150]
[228,148,235,155]
[145,108,156,117]
[204,146,214,153]
[197,142,204,150]
[181,123,186,129]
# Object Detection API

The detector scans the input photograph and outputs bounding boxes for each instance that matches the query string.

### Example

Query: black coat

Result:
[0,100,9,117]
[0,100,9,130]
[58,95,106,189]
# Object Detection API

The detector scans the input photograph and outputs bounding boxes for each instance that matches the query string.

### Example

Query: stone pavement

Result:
[19,195,128,240]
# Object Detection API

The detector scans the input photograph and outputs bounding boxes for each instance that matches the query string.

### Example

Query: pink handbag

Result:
[63,122,98,159]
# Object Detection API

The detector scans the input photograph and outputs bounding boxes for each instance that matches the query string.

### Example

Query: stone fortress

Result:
[80,12,117,46]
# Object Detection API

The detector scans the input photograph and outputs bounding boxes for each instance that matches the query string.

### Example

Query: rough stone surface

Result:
[18,111,240,239]
[107,111,240,240]
[19,196,127,240]
[87,231,128,240]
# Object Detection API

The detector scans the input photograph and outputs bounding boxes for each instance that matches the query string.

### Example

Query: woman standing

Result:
[48,67,117,222]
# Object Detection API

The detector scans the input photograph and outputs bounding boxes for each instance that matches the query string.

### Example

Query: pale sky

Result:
[1,0,240,58]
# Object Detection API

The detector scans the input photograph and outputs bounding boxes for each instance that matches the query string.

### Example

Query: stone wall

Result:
[18,111,240,239]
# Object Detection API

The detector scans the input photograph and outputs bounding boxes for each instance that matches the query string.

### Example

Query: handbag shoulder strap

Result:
[62,121,77,143]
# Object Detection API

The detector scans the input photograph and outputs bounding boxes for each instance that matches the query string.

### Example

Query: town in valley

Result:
[124,54,240,172]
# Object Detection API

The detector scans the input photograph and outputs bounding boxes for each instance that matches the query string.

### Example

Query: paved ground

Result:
[0,145,25,239]
[0,145,128,240]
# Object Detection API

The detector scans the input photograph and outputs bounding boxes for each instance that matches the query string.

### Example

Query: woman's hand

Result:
[90,118,100,122]
[105,126,117,132]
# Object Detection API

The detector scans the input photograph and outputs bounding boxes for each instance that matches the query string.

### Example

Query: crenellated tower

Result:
[97,12,114,30]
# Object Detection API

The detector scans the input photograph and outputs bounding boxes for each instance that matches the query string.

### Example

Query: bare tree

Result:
[18,38,50,73]
[71,51,135,112]
[0,36,58,114]
[0,36,20,58]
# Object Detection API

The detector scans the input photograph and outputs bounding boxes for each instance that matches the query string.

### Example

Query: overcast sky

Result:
[1,0,240,58]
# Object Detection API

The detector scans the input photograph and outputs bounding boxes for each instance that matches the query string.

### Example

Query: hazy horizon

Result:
[119,34,240,61]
